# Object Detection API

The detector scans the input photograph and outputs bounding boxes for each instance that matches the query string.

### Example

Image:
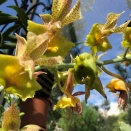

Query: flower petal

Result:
[44,34,74,58]
[85,24,112,54]
[0,54,41,101]
[53,96,79,110]
[106,78,127,92]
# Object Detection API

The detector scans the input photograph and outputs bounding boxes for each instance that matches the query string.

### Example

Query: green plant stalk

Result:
[35,56,131,71]
[96,56,131,66]
[100,65,124,80]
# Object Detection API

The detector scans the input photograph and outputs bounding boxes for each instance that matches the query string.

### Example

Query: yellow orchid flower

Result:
[42,0,82,27]
[106,78,128,109]
[54,69,82,114]
[27,0,82,58]
[85,23,112,54]
[15,33,63,78]
[0,54,41,101]
[106,78,127,93]
[85,12,130,54]
[53,96,79,110]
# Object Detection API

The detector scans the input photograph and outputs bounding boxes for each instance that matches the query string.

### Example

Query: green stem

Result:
[96,57,131,66]
[35,63,75,71]
[53,69,69,96]
[123,47,129,58]
[101,65,124,80]
[35,57,131,71]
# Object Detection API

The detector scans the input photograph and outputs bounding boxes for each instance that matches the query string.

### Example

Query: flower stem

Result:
[100,65,124,80]
[35,57,131,71]
[96,56,131,66]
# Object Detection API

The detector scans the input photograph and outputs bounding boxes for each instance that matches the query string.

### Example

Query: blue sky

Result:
[73,0,131,106]
[0,0,131,107]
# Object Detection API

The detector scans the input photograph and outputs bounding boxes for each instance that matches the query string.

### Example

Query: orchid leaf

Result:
[3,24,20,40]
[45,34,74,58]
[62,0,82,27]
[28,20,48,35]
[0,13,18,25]
[8,5,29,27]
[0,0,7,5]
[0,32,3,45]
[2,104,20,131]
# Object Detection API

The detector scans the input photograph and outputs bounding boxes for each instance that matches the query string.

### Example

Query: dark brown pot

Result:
[20,96,51,130]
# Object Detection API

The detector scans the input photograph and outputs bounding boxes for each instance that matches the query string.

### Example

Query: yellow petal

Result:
[62,0,82,27]
[44,34,74,58]
[0,54,41,101]
[85,24,112,54]
[103,11,124,30]
[26,32,48,60]
[15,33,27,58]
[28,20,48,35]
[106,78,127,92]
[51,0,72,22]
[53,96,79,110]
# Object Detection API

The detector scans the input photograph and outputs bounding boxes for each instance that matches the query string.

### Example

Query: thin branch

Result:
[123,47,130,58]
[101,65,124,80]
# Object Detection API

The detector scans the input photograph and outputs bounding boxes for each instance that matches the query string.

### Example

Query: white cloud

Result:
[99,102,122,116]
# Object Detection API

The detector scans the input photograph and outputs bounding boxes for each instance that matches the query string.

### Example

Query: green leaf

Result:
[4,35,17,41]
[0,32,3,45]
[0,0,7,5]
[0,13,18,25]
[119,121,131,131]
[0,42,16,49]
[3,24,20,39]
[8,6,29,27]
